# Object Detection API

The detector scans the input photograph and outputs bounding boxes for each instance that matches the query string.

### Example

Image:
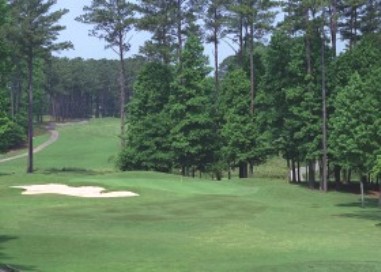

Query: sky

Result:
[53,0,236,64]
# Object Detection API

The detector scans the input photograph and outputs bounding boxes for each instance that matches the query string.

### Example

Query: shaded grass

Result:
[0,133,51,161]
[0,118,380,271]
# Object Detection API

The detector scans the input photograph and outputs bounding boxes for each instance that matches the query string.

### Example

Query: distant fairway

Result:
[0,118,380,272]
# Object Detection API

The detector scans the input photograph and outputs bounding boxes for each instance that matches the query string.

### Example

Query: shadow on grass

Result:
[336,198,381,208]
[337,210,381,227]
[336,198,381,227]
[0,236,38,271]
[41,167,100,175]
[291,180,381,197]
[255,260,381,272]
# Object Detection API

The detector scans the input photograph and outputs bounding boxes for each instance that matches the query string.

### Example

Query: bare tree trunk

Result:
[291,159,296,183]
[249,23,255,114]
[360,175,366,208]
[27,54,34,174]
[238,6,244,66]
[334,165,341,188]
[321,9,328,192]
[119,34,126,148]
[308,161,315,189]
[214,11,219,97]
[329,0,337,57]
[239,162,248,178]
[10,88,14,118]
[297,160,301,183]
[177,0,183,64]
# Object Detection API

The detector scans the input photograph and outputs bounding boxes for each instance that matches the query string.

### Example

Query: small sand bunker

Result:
[11,184,139,198]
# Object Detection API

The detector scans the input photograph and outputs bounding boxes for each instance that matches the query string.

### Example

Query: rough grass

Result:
[0,118,380,272]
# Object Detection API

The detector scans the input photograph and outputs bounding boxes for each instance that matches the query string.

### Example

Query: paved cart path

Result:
[0,129,59,163]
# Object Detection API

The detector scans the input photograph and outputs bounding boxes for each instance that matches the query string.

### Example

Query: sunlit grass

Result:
[0,118,380,272]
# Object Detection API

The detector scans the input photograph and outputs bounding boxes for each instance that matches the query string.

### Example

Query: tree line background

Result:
[1,0,381,191]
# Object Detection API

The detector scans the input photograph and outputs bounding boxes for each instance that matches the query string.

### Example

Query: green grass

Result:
[0,118,380,271]
[0,133,51,161]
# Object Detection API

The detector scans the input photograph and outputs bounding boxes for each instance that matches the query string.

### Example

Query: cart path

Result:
[0,129,59,163]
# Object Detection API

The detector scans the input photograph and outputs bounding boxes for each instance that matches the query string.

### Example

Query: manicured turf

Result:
[0,118,380,271]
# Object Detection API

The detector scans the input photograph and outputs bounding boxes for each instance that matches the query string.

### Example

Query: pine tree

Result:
[8,0,72,173]
[168,35,215,175]
[359,0,381,35]
[118,62,174,172]
[203,0,228,95]
[219,69,257,178]
[330,73,379,178]
[135,0,201,64]
[231,0,276,114]
[338,0,364,49]
[77,0,135,147]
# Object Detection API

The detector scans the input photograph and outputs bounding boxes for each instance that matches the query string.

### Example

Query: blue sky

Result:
[53,0,236,64]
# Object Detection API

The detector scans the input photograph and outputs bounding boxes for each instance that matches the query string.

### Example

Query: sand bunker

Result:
[11,184,139,198]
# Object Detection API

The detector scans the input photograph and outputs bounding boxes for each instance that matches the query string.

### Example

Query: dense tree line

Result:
[45,56,144,121]
[118,0,381,196]
[0,0,381,196]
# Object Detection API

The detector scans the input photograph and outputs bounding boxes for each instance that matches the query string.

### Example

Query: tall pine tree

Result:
[77,0,135,147]
[168,35,215,175]
[8,0,72,173]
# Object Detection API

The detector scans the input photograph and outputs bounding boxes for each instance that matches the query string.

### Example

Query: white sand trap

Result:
[11,184,139,198]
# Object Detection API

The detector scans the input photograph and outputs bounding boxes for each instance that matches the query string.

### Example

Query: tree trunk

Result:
[334,165,341,189]
[238,14,244,66]
[308,161,315,189]
[249,22,255,114]
[291,159,296,183]
[379,181,381,207]
[239,162,248,179]
[214,12,219,98]
[360,175,366,208]
[10,87,14,118]
[305,8,312,76]
[27,54,34,174]
[321,9,328,192]
[297,160,301,183]
[249,161,254,177]
[330,0,337,57]
[177,0,183,64]
[347,169,352,183]
[119,34,127,148]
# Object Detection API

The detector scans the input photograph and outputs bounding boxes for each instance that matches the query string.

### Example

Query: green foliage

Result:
[219,69,258,165]
[169,35,216,171]
[257,30,324,164]
[0,116,25,153]
[77,0,134,52]
[118,62,174,172]
[135,0,201,63]
[330,73,378,173]
[329,35,381,176]
[331,35,381,91]
[0,0,10,86]
[8,0,72,57]
[371,155,381,180]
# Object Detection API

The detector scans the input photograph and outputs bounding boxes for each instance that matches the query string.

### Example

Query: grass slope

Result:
[0,118,380,272]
